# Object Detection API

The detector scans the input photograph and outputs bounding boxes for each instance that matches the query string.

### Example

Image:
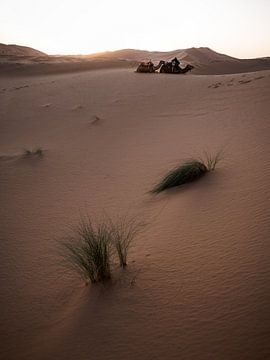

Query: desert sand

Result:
[0,52,270,360]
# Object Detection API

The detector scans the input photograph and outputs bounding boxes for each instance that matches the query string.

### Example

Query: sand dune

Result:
[1,45,270,76]
[0,43,46,57]
[89,47,270,74]
[92,47,238,63]
[0,57,134,76]
[0,65,270,360]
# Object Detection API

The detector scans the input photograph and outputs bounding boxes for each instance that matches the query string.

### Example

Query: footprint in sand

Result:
[239,79,252,84]
[41,103,52,108]
[227,78,235,86]
[13,85,29,90]
[253,76,264,81]
[72,104,83,110]
[208,82,222,88]
[90,115,102,125]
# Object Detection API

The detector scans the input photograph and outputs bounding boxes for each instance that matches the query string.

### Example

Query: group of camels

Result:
[136,60,194,74]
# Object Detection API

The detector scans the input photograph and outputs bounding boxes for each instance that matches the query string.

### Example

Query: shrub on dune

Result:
[203,151,221,171]
[111,217,142,268]
[23,147,44,157]
[62,215,142,283]
[151,152,221,193]
[63,218,112,283]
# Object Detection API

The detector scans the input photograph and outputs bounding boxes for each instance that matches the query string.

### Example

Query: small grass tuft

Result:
[202,150,222,171]
[110,217,142,268]
[63,218,112,283]
[151,152,222,193]
[62,215,143,283]
[23,147,44,157]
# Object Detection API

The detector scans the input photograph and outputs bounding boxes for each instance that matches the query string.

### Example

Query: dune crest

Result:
[1,44,270,76]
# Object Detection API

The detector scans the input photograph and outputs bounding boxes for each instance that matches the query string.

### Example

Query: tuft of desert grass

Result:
[23,147,44,157]
[202,150,222,171]
[62,215,143,283]
[151,152,222,193]
[63,218,112,283]
[110,217,142,268]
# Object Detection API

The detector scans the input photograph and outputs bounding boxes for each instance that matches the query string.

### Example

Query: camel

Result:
[136,60,165,73]
[160,63,194,74]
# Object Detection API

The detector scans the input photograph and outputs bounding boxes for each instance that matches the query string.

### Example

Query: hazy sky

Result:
[1,0,269,58]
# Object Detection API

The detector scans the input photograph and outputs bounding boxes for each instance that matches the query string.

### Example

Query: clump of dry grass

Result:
[202,151,222,171]
[62,215,143,283]
[63,218,112,283]
[23,147,44,157]
[110,217,143,268]
[151,151,222,193]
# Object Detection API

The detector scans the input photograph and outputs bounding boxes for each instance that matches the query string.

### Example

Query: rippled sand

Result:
[0,67,270,360]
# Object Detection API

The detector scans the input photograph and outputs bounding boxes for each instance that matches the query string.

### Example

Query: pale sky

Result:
[0,0,269,58]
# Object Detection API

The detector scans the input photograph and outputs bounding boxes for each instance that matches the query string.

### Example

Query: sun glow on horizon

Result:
[1,0,270,59]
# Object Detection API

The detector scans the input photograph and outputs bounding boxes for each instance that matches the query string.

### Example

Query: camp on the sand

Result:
[136,58,194,74]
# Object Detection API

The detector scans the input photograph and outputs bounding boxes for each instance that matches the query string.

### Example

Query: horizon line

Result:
[1,42,270,60]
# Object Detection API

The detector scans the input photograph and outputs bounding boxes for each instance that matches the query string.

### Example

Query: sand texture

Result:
[0,65,270,360]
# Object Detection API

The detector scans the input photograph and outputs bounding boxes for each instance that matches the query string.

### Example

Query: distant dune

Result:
[0,43,47,57]
[0,43,270,76]
[90,47,237,63]
[91,47,270,75]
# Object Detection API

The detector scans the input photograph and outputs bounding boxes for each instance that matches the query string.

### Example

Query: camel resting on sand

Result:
[160,62,194,74]
[136,60,165,73]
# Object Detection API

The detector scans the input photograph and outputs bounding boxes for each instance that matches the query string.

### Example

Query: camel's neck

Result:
[154,61,163,70]
[182,65,191,73]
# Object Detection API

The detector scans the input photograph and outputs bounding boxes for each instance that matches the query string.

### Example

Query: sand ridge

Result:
[1,46,270,76]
